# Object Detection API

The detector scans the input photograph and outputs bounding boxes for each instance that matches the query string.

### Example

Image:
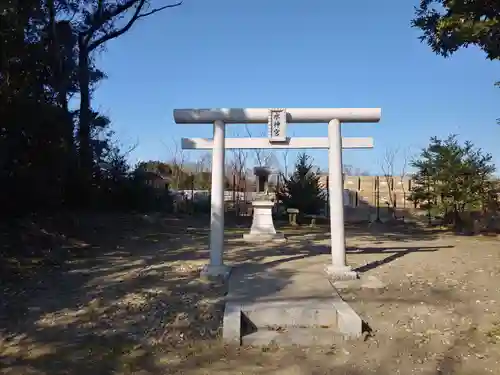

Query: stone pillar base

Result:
[324,265,359,281]
[200,264,232,281]
[244,200,284,242]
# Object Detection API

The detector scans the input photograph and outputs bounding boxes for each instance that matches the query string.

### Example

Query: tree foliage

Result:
[278,153,325,215]
[0,0,182,215]
[409,135,498,229]
[412,0,500,61]
[412,1,500,125]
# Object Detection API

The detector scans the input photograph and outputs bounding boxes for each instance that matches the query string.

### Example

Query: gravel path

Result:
[336,233,500,375]
[1,216,499,374]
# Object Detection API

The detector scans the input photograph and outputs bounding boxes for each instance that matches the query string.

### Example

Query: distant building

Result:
[141,171,171,190]
[318,174,414,208]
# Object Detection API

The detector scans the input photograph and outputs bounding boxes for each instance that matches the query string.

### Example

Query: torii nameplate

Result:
[268,108,287,142]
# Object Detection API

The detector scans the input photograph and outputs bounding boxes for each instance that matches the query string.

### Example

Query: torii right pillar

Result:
[325,118,357,280]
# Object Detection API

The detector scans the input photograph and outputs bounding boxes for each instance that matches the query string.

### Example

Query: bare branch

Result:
[381,147,398,178]
[244,124,274,167]
[228,148,248,192]
[195,152,211,173]
[282,149,290,177]
[161,138,188,189]
[137,1,182,18]
[87,1,182,51]
[279,130,296,177]
[84,0,141,45]
[244,124,261,166]
[123,140,139,156]
[398,148,410,198]
[380,147,400,212]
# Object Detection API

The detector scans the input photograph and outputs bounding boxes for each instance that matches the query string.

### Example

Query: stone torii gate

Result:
[174,108,381,280]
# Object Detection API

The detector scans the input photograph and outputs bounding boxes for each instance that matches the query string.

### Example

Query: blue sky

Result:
[93,0,500,175]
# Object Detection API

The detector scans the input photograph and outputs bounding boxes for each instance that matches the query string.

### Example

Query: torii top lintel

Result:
[173,108,381,124]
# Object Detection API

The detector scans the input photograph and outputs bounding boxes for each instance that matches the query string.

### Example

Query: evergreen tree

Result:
[409,135,497,229]
[278,153,325,215]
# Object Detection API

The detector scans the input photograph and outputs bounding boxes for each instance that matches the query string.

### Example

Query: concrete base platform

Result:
[222,257,363,346]
[242,327,345,347]
[324,265,359,281]
[242,232,286,243]
[242,299,337,328]
[333,275,386,290]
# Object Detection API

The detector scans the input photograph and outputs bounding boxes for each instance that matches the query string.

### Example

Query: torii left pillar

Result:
[205,119,229,279]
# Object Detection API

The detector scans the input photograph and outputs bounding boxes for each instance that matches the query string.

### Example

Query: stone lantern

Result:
[243,166,284,242]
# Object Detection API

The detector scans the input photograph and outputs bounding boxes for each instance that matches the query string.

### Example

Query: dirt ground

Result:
[1,213,500,375]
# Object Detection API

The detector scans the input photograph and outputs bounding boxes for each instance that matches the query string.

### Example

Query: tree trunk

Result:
[47,3,78,207]
[77,36,93,202]
[453,205,462,232]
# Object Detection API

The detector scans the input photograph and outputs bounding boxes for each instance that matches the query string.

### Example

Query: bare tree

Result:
[229,148,248,190]
[163,139,187,190]
[398,149,410,208]
[343,164,354,178]
[380,147,410,217]
[278,130,297,178]
[195,152,211,173]
[193,152,211,190]
[344,164,371,176]
[224,127,249,193]
[281,148,291,177]
[244,124,275,167]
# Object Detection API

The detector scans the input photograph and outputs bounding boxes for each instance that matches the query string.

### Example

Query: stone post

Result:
[287,208,299,226]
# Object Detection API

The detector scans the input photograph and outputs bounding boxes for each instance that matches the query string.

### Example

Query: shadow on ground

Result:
[0,212,484,375]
